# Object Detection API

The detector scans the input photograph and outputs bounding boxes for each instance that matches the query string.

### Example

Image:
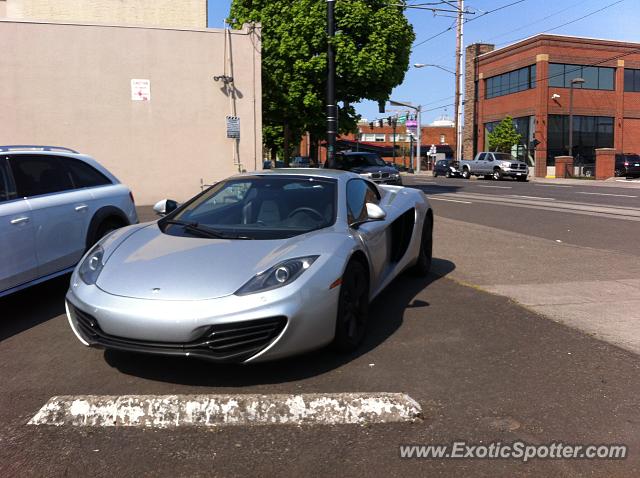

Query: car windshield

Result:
[493,153,516,161]
[337,154,387,168]
[161,176,337,240]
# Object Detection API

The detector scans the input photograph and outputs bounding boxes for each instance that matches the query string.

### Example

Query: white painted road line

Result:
[429,197,473,204]
[534,184,573,188]
[509,195,556,201]
[477,185,512,189]
[577,192,638,198]
[28,393,423,428]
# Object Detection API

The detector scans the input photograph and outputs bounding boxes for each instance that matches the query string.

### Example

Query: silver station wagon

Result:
[0,146,137,297]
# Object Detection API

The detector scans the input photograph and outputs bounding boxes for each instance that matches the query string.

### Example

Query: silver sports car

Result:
[65,169,433,363]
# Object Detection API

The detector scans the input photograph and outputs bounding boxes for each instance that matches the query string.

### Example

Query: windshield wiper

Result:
[162,219,226,239]
[163,219,253,240]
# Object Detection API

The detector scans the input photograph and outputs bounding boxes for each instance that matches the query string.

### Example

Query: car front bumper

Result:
[502,169,528,178]
[65,274,341,364]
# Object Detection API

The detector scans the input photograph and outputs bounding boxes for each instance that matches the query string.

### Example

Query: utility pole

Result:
[454,0,464,162]
[326,0,337,168]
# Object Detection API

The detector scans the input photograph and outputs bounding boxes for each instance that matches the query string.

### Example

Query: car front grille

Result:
[510,163,519,169]
[370,172,390,180]
[519,164,527,170]
[71,305,287,362]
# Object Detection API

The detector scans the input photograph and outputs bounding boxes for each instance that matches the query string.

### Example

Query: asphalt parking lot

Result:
[2,198,640,476]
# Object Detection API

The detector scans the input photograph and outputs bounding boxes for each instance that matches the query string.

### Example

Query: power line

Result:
[496,0,627,47]
[480,0,591,43]
[464,0,527,25]
[412,19,456,49]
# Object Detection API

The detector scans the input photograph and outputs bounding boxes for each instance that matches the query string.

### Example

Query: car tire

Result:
[334,260,369,352]
[433,171,438,178]
[493,169,503,181]
[445,170,452,178]
[411,214,433,277]
[614,169,622,177]
[462,168,470,179]
[94,218,122,243]
[517,176,528,182]
[483,174,492,180]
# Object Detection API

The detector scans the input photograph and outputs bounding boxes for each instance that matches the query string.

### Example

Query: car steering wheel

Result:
[286,207,325,222]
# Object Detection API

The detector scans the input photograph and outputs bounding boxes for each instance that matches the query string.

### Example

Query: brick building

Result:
[333,119,456,168]
[464,34,640,177]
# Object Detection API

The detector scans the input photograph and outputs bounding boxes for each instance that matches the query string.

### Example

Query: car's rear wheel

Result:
[433,171,438,178]
[334,260,369,352]
[95,218,122,243]
[411,214,433,277]
[445,170,452,178]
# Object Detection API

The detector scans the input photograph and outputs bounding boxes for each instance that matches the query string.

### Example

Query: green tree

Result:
[487,116,522,153]
[228,0,415,162]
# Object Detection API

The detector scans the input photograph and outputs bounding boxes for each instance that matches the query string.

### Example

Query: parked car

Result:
[291,156,317,168]
[65,169,433,363]
[0,145,137,297]
[459,152,528,181]
[262,160,287,169]
[616,153,640,178]
[432,159,460,178]
[328,152,403,185]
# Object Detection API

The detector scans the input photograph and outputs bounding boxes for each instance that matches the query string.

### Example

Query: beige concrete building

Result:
[0,11,262,204]
[2,0,206,28]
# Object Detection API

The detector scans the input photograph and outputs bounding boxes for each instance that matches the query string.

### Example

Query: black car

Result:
[616,153,640,178]
[328,152,402,185]
[432,159,460,178]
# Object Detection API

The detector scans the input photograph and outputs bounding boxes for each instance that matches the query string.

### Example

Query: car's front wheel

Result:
[493,169,503,181]
[334,260,369,352]
[462,168,470,179]
[445,170,452,178]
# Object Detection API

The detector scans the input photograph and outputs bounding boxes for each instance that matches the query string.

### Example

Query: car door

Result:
[9,155,92,278]
[484,153,495,173]
[347,179,389,290]
[475,153,487,174]
[0,156,38,293]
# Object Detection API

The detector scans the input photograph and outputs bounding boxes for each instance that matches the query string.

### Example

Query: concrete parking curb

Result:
[28,393,423,428]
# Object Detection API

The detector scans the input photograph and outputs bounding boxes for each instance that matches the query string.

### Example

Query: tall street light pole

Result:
[568,77,585,159]
[326,0,337,168]
[454,0,464,163]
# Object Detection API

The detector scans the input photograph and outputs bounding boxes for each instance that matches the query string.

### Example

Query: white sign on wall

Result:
[226,116,240,139]
[131,79,151,101]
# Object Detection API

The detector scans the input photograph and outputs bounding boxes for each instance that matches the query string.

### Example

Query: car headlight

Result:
[78,244,105,285]
[502,162,512,169]
[235,256,319,296]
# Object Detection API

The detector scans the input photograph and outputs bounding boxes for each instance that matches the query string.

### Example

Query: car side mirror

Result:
[153,199,179,216]
[366,202,386,221]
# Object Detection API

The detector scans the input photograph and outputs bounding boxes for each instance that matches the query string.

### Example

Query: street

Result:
[2,178,639,477]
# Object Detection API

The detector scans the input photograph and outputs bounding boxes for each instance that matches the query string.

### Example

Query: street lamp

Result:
[414,63,462,163]
[568,77,585,159]
[390,100,421,173]
[414,63,456,75]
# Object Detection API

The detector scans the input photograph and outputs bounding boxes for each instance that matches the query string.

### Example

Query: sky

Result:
[208,0,640,124]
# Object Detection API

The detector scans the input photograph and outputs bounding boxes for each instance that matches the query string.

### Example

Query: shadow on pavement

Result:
[104,258,456,386]
[0,274,69,342]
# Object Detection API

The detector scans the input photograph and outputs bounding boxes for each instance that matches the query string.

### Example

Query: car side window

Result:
[10,155,74,197]
[65,158,111,188]
[0,159,17,202]
[346,179,368,224]
[487,154,494,162]
[477,153,486,161]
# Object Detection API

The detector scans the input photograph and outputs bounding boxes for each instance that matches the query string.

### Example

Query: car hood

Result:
[95,224,333,301]
[352,165,398,174]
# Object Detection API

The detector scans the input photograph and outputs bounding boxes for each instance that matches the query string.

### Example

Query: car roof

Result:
[339,151,378,156]
[1,148,120,184]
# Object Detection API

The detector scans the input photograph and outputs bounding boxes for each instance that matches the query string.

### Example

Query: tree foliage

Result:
[228,0,415,160]
[487,116,522,153]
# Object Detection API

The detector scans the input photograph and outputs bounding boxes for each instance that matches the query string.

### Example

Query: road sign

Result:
[226,116,240,139]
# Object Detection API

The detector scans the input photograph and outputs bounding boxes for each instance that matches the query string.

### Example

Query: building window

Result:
[389,134,407,143]
[485,64,536,99]
[547,115,614,165]
[360,133,376,142]
[374,134,386,142]
[484,116,535,165]
[439,135,446,144]
[548,63,615,90]
[624,68,640,92]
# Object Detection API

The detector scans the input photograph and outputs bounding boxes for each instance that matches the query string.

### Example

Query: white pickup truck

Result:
[459,152,529,181]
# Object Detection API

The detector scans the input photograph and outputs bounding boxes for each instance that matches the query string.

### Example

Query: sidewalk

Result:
[407,170,640,188]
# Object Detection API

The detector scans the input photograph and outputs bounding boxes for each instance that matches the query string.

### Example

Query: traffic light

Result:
[378,119,383,128]
[387,116,392,126]
[369,122,374,130]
